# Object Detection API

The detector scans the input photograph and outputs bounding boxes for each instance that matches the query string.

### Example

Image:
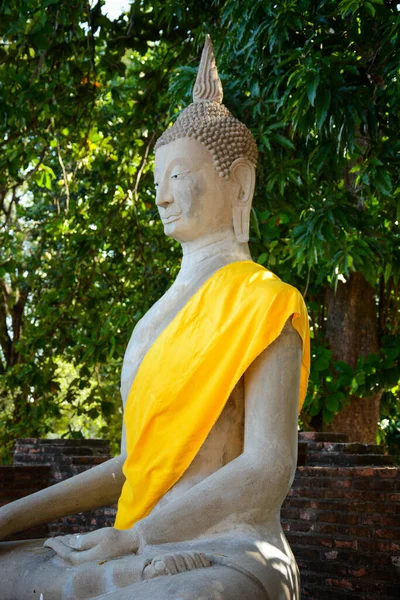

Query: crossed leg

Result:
[0,532,296,600]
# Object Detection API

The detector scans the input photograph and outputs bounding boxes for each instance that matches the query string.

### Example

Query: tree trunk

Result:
[323,271,381,443]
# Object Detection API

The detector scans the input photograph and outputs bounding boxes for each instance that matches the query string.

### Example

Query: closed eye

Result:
[171,170,190,180]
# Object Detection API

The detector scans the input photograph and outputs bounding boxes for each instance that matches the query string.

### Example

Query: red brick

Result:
[308,588,363,600]
[317,511,358,525]
[347,525,372,538]
[299,509,316,521]
[290,546,320,561]
[287,533,330,548]
[359,513,386,526]
[376,541,400,552]
[368,565,400,582]
[342,490,386,501]
[375,468,399,478]
[316,511,337,523]
[308,499,354,511]
[334,479,353,489]
[377,514,399,527]
[365,554,398,567]
[373,528,399,540]
[284,520,312,533]
[353,478,399,491]
[350,567,367,577]
[358,501,390,514]
[355,467,375,477]
[319,538,333,548]
[288,487,325,498]
[359,507,400,527]
[334,539,358,550]
[357,540,381,553]
[281,508,298,519]
[309,522,337,535]
[386,493,400,502]
[324,577,353,590]
[311,562,349,576]
[284,497,310,508]
[298,467,341,477]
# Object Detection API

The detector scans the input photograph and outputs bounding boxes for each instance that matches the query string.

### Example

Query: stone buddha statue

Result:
[0,36,309,600]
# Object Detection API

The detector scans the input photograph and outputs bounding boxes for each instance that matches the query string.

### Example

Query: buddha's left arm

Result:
[134,320,302,550]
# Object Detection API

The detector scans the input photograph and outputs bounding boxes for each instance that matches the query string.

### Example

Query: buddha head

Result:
[154,35,258,244]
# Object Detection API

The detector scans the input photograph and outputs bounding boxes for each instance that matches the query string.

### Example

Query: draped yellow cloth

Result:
[115,261,310,530]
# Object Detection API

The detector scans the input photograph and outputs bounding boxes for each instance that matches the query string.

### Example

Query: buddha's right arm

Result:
[0,454,126,539]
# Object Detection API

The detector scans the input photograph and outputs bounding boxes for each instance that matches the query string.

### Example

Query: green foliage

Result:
[212,0,400,440]
[0,1,399,459]
[0,0,188,459]
[303,337,400,425]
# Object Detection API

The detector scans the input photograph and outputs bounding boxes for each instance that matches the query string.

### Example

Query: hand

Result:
[44,526,139,565]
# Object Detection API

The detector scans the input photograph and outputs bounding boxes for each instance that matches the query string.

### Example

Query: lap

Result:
[97,565,269,600]
[0,532,299,600]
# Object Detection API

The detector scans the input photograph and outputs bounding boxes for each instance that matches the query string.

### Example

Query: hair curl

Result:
[154,100,258,180]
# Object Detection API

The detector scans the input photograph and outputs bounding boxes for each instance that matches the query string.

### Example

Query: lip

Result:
[162,213,182,224]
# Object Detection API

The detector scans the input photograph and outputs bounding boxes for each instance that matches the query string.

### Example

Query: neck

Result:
[177,229,251,281]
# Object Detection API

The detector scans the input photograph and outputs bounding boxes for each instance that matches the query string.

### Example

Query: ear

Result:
[229,158,256,243]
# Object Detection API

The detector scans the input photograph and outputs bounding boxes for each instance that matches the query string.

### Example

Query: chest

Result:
[121,279,252,493]
[120,282,199,404]
[120,279,246,457]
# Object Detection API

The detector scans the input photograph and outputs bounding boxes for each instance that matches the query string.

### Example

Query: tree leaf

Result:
[273,133,296,150]
[257,253,268,265]
[316,88,331,129]
[326,396,340,412]
[306,71,320,107]
[322,407,335,424]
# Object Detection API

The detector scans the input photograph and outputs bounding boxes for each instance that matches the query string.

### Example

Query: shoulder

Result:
[217,262,306,311]
[249,266,304,301]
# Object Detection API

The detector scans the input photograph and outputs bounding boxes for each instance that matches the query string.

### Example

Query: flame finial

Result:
[192,35,223,104]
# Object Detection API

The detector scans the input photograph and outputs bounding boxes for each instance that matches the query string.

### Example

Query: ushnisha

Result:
[155,36,258,180]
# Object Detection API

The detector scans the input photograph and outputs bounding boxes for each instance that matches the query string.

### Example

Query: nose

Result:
[156,177,174,208]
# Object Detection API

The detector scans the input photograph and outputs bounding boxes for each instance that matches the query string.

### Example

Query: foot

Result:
[142,551,211,580]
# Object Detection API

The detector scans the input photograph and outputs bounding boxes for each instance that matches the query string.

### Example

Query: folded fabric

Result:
[115,260,310,530]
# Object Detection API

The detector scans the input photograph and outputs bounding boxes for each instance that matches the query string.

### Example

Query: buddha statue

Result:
[0,36,309,600]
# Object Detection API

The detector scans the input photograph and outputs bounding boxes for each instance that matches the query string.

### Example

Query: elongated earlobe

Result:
[230,159,256,243]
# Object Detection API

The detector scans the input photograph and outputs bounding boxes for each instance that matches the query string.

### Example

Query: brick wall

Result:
[0,464,52,539]
[0,435,398,599]
[284,433,400,599]
[13,438,111,482]
[1,438,115,538]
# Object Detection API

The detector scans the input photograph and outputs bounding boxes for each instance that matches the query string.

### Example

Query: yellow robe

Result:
[115,261,310,530]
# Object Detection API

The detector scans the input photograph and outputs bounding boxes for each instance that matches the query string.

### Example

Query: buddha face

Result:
[154,137,235,243]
